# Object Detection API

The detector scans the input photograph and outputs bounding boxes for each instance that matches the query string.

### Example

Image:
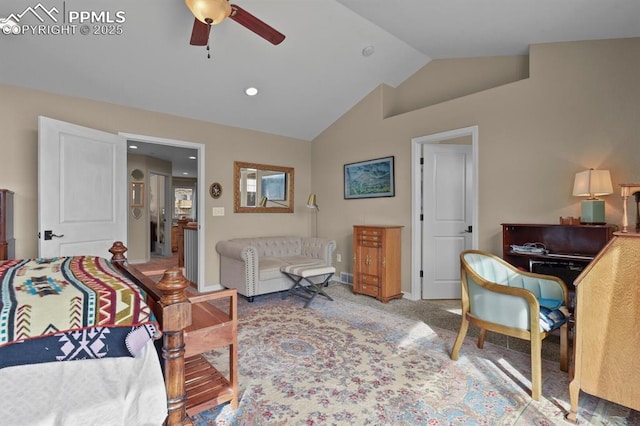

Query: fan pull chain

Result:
[207,21,212,59]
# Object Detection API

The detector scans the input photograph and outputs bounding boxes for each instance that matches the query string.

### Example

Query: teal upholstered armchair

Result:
[450,250,570,400]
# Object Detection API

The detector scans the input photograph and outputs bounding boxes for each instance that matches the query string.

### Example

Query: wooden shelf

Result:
[185,355,235,416]
[183,288,238,417]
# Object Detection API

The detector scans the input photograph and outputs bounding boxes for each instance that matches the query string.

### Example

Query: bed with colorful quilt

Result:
[0,242,193,426]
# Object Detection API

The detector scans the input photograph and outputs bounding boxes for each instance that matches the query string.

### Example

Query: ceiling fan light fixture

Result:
[185,0,232,25]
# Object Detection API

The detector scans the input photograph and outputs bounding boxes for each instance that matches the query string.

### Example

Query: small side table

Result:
[281,265,335,308]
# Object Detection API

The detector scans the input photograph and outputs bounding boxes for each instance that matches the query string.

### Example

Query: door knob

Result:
[43,230,65,240]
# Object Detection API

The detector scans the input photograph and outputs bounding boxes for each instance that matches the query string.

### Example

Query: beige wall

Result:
[312,38,640,294]
[3,37,639,294]
[0,85,312,285]
[384,55,530,118]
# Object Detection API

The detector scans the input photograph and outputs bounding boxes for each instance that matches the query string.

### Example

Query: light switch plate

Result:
[212,207,225,216]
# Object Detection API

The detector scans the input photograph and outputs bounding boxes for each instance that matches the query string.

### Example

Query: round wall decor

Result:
[132,207,143,219]
[209,182,222,199]
[131,168,144,181]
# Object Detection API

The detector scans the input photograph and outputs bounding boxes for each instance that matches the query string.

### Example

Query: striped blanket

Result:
[0,256,159,369]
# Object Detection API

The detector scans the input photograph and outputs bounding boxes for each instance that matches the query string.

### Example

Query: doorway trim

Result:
[410,125,479,301]
[120,132,206,291]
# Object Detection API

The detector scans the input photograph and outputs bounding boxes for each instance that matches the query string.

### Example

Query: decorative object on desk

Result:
[209,182,222,199]
[572,168,613,224]
[559,216,581,225]
[619,183,640,232]
[344,156,395,199]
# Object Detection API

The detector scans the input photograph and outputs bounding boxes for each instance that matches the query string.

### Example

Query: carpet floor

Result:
[190,285,639,425]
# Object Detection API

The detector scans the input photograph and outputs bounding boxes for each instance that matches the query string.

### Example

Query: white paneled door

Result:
[38,117,127,257]
[421,144,473,299]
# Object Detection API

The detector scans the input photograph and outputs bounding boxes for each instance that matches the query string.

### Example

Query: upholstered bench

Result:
[280,264,335,308]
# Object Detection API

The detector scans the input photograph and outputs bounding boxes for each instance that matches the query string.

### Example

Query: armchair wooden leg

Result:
[477,328,487,349]
[559,323,569,372]
[450,314,469,361]
[530,338,542,401]
[566,379,580,423]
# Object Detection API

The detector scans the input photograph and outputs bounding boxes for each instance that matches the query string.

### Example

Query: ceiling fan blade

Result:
[190,18,211,46]
[229,4,285,45]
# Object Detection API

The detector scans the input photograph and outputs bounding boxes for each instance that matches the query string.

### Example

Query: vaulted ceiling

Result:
[2,0,639,141]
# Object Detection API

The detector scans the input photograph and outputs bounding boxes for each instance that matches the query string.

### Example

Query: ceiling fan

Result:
[185,0,285,46]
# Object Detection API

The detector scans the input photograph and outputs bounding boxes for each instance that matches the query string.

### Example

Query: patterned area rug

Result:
[192,293,638,425]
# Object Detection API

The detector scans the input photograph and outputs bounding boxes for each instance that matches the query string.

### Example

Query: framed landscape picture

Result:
[344,156,395,199]
[261,172,287,201]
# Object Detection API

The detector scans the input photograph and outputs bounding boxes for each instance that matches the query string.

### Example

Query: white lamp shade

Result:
[572,169,613,198]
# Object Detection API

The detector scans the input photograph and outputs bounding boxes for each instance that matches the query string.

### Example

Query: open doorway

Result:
[410,126,479,301]
[123,133,205,291]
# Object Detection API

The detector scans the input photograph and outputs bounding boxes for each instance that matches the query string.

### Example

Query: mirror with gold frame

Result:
[234,161,294,213]
[131,182,145,207]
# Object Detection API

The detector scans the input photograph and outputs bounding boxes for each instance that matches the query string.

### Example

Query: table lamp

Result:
[573,169,613,224]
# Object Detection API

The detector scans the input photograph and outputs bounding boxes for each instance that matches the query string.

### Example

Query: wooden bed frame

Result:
[108,241,238,426]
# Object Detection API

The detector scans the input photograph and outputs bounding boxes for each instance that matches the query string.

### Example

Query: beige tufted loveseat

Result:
[215,236,336,301]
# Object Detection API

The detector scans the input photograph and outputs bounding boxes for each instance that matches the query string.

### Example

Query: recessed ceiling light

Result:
[129,145,138,149]
[189,156,196,160]
[245,87,258,96]
[183,172,189,175]
[362,45,375,57]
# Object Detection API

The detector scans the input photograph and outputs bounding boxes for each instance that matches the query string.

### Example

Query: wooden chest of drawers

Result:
[352,225,403,303]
